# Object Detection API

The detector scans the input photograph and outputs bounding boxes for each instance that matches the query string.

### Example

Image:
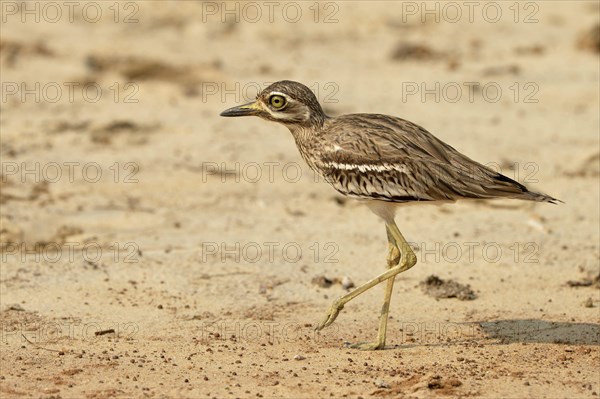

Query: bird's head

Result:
[220,80,327,130]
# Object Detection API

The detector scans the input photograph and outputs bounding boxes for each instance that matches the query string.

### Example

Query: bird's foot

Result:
[349,341,385,351]
[314,300,344,331]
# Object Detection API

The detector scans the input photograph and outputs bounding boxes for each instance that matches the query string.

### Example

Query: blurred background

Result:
[1,1,599,398]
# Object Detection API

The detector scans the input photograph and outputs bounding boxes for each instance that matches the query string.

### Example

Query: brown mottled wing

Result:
[313,114,555,203]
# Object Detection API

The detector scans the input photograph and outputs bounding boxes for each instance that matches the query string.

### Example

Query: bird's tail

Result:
[520,190,562,204]
[492,173,562,204]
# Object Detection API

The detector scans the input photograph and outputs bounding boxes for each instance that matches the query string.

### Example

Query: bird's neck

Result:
[286,124,314,141]
[286,125,322,175]
[284,114,328,141]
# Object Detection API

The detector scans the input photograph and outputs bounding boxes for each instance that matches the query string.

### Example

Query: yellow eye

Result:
[269,95,286,109]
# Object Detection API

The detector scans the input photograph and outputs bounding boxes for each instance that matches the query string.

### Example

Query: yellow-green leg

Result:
[350,226,401,350]
[315,220,417,350]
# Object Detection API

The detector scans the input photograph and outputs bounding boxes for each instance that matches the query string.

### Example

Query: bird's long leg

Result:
[350,226,401,350]
[315,220,417,350]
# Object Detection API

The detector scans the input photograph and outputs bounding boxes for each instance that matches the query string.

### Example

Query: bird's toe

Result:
[314,302,344,331]
[350,341,385,351]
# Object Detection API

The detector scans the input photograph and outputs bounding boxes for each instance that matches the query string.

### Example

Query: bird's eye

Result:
[269,95,286,109]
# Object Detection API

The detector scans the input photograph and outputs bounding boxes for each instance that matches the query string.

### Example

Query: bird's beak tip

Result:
[220,101,261,117]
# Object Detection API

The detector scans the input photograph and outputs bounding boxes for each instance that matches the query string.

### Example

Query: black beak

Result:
[220,101,261,117]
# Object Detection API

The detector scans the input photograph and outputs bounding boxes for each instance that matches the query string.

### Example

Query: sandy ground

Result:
[1,1,599,398]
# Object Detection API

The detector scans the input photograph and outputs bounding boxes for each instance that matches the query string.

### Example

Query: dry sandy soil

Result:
[1,1,599,398]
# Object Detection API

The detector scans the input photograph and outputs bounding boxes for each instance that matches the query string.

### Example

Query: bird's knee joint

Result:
[404,252,417,269]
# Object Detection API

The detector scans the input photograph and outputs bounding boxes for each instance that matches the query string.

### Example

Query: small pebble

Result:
[341,276,355,290]
[375,379,390,388]
[293,354,305,361]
